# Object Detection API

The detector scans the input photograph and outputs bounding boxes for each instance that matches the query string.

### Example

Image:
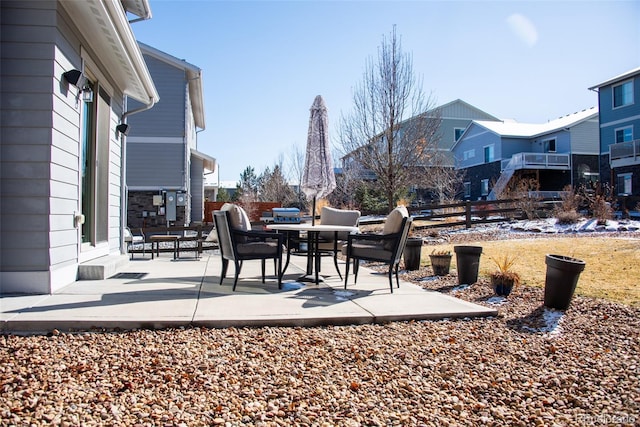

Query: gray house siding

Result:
[1,1,133,294]
[125,45,209,228]
[436,100,501,150]
[1,2,78,291]
[570,118,600,154]
[190,157,205,222]
[127,141,185,189]
[127,56,187,138]
[437,118,474,150]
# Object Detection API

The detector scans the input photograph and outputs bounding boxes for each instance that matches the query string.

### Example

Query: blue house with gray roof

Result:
[453,108,600,200]
[589,66,640,213]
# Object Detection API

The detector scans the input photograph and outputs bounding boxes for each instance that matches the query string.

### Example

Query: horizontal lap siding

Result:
[127,55,186,137]
[1,2,59,272]
[598,76,640,151]
[570,118,599,154]
[127,142,185,189]
[190,157,204,222]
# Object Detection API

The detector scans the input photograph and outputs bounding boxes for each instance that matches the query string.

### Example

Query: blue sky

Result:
[131,0,640,183]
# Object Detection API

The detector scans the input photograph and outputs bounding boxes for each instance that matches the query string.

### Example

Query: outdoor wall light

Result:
[81,85,94,103]
[116,123,130,135]
[63,69,84,87]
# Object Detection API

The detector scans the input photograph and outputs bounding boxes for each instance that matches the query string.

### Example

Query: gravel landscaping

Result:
[2,223,639,426]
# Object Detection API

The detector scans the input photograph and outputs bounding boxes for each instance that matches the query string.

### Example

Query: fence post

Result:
[465,201,472,228]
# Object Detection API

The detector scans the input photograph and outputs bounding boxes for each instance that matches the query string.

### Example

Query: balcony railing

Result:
[501,152,571,171]
[610,140,640,167]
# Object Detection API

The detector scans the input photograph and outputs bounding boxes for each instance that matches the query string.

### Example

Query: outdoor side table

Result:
[150,235,179,259]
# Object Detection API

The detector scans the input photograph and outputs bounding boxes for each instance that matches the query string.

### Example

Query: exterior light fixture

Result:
[81,85,94,103]
[116,123,130,135]
[63,69,84,87]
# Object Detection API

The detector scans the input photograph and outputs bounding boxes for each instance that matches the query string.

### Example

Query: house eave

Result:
[120,0,152,20]
[191,149,216,171]
[138,42,205,129]
[589,66,640,90]
[60,0,159,104]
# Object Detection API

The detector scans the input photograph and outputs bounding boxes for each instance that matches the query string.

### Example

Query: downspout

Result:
[119,97,156,254]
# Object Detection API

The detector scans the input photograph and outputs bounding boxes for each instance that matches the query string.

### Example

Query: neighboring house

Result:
[431,99,502,158]
[453,108,599,201]
[125,42,215,228]
[340,99,500,201]
[589,66,640,212]
[0,0,159,294]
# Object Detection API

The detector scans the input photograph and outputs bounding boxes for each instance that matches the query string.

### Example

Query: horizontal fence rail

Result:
[360,198,557,230]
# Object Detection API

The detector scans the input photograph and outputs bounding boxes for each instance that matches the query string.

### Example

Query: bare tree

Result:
[419,150,464,203]
[339,26,441,212]
[258,164,296,206]
[286,143,307,209]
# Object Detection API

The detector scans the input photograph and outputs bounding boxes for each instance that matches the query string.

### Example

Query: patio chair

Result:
[213,205,285,291]
[316,206,361,279]
[124,227,145,259]
[343,206,413,293]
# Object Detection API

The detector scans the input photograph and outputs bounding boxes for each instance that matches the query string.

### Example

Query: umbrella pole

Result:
[311,197,316,226]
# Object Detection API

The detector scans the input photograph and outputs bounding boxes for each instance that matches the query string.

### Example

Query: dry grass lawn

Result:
[424,236,640,307]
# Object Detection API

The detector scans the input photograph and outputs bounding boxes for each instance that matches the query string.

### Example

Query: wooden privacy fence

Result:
[361,199,557,230]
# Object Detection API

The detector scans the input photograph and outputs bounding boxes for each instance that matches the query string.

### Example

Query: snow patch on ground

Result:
[522,307,565,336]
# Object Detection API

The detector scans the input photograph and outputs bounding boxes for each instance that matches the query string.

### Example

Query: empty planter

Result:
[403,237,423,271]
[429,254,452,276]
[544,254,586,310]
[454,245,483,285]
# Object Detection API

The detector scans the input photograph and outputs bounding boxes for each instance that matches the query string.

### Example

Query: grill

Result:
[272,207,301,224]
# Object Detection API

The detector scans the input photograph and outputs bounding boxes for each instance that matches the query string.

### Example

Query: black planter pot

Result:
[403,237,423,271]
[454,245,483,285]
[429,254,452,276]
[491,277,515,296]
[544,254,586,310]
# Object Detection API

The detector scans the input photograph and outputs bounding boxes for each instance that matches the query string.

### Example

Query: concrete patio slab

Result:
[1,251,497,334]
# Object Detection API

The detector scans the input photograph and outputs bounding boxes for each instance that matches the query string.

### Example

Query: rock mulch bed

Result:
[2,229,639,426]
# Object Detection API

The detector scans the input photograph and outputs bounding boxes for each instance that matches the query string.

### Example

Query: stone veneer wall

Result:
[127,191,186,228]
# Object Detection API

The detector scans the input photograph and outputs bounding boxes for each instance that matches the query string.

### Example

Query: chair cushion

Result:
[349,242,393,261]
[236,241,280,256]
[221,203,251,231]
[382,206,409,235]
[382,205,409,250]
[319,206,361,240]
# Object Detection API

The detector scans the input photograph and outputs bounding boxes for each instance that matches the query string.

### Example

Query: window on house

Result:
[81,80,109,245]
[463,182,471,198]
[454,128,465,142]
[544,139,556,152]
[484,145,494,163]
[613,80,633,108]
[480,179,489,196]
[463,149,475,160]
[615,127,633,143]
[617,173,632,196]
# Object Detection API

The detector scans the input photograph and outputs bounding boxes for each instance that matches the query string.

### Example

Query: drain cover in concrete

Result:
[110,272,148,280]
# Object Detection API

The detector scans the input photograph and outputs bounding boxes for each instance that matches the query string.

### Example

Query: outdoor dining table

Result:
[267,223,359,285]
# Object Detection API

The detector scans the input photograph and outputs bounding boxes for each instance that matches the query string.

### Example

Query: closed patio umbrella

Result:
[302,95,336,225]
